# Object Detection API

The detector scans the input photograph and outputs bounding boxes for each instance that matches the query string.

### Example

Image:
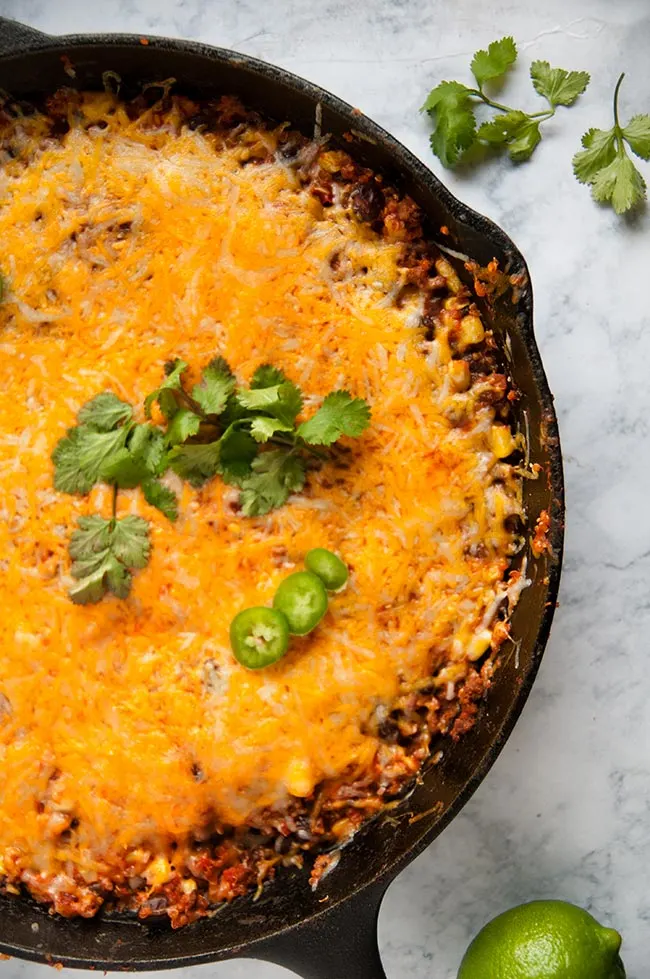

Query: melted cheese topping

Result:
[0,95,520,887]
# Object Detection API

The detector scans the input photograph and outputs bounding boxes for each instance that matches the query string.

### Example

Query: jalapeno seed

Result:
[230,606,290,669]
[273,571,328,636]
[304,548,348,591]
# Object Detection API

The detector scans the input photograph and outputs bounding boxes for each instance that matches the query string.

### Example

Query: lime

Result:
[458,900,626,979]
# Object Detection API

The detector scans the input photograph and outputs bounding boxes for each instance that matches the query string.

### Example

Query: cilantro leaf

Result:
[78,393,133,432]
[100,447,149,489]
[236,384,284,411]
[477,110,528,144]
[273,381,303,425]
[590,148,646,215]
[249,416,294,442]
[530,61,590,107]
[192,356,235,415]
[168,441,221,487]
[251,364,289,388]
[623,114,650,160]
[67,514,150,605]
[507,119,541,162]
[144,359,188,419]
[165,408,202,446]
[239,450,306,517]
[157,388,181,420]
[52,428,95,494]
[74,428,132,485]
[221,364,301,429]
[422,81,476,168]
[297,391,371,446]
[471,37,517,88]
[217,427,258,484]
[236,380,303,425]
[68,514,111,565]
[167,424,258,488]
[99,423,169,489]
[271,381,303,424]
[53,425,130,494]
[69,561,128,605]
[572,128,617,184]
[142,478,179,521]
[220,391,251,429]
[476,110,541,160]
[110,515,151,568]
[128,423,166,476]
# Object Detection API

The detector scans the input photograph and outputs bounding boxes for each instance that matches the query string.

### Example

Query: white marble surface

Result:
[0,0,649,976]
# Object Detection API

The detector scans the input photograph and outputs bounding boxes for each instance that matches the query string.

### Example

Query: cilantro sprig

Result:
[166,360,369,517]
[573,73,650,214]
[52,358,370,603]
[422,36,590,165]
[421,38,649,216]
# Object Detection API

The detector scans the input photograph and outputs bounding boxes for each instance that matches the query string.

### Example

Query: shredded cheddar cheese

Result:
[0,92,522,919]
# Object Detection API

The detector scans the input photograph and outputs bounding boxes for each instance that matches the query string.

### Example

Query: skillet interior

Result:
[0,24,564,972]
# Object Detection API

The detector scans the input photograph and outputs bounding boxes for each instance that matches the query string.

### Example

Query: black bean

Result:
[50,118,70,137]
[144,896,168,912]
[188,111,215,132]
[350,182,384,223]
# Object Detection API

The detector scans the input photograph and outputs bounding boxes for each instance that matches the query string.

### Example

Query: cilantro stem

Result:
[468,88,512,114]
[176,387,206,419]
[612,72,625,151]
[110,482,118,524]
[469,88,554,122]
[269,434,328,460]
[613,73,625,129]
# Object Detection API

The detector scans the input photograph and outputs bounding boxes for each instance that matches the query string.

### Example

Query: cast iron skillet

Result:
[0,16,564,979]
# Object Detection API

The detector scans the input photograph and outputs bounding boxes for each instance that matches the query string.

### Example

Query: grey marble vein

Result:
[0,0,649,976]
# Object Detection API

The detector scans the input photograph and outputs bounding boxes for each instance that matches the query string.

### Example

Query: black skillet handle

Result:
[250,880,388,979]
[0,17,51,55]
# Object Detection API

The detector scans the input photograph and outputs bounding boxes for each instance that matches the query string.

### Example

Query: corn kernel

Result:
[145,856,172,887]
[490,424,516,459]
[449,360,471,392]
[319,150,347,174]
[458,314,485,349]
[435,256,462,293]
[285,758,313,797]
[307,196,323,220]
[467,629,492,661]
[126,847,150,869]
[444,296,468,312]
[438,662,466,682]
[331,818,355,840]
